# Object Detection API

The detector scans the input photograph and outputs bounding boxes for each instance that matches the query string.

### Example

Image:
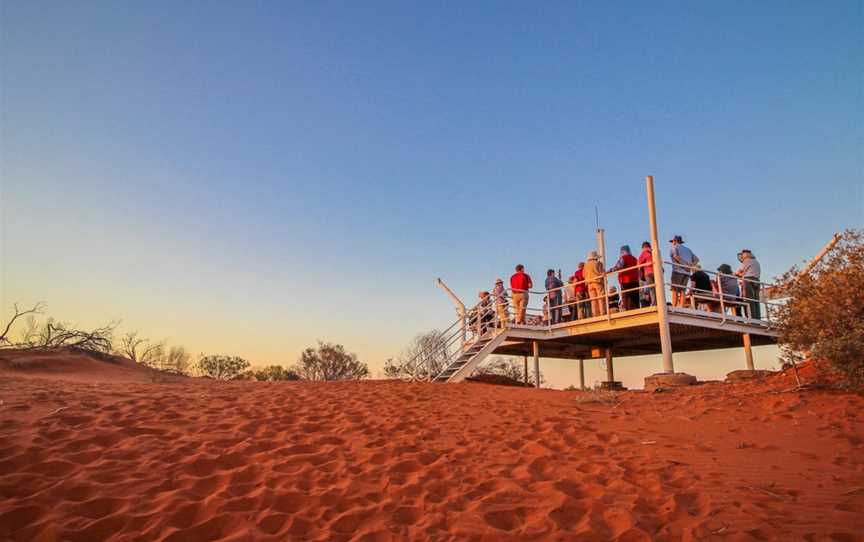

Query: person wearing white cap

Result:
[735,249,762,319]
[583,251,606,316]
[491,278,509,327]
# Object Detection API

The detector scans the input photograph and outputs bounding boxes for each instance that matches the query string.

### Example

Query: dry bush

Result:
[244,365,300,381]
[197,354,250,380]
[18,317,117,354]
[774,229,864,388]
[0,302,45,346]
[294,341,368,381]
[117,331,191,375]
[383,330,449,380]
[473,356,544,385]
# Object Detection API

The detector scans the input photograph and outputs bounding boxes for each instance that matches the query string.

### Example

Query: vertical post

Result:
[523,355,529,385]
[646,176,675,374]
[743,333,755,370]
[597,228,610,320]
[532,341,541,388]
[605,347,614,383]
[579,358,585,390]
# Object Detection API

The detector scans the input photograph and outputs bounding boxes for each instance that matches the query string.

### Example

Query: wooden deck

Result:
[492,305,778,360]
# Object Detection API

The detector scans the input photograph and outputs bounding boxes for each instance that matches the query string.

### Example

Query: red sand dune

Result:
[1,349,863,541]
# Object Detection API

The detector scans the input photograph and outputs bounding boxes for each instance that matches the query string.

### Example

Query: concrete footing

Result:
[644,372,697,389]
[599,381,626,391]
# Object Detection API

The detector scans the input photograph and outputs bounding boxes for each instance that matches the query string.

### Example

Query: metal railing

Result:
[401,260,783,380]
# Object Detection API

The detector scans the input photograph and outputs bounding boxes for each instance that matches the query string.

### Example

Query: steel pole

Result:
[605,348,614,383]
[743,333,755,370]
[532,341,541,388]
[579,358,585,390]
[646,176,675,373]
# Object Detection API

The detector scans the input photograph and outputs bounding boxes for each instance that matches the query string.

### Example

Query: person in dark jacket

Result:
[545,269,564,325]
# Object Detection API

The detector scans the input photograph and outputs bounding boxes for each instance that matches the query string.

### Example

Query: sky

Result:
[1,1,862,389]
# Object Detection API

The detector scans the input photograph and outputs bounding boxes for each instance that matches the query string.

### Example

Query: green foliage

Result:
[246,365,300,381]
[775,229,864,387]
[197,354,251,380]
[294,341,368,381]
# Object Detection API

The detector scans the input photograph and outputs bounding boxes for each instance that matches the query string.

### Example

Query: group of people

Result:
[473,235,763,329]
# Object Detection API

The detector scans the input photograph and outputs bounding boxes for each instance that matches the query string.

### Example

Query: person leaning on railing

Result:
[735,249,762,319]
[571,262,591,319]
[474,291,493,335]
[545,269,564,325]
[669,235,700,307]
[608,245,640,311]
[510,264,533,325]
[689,264,719,312]
[584,251,606,316]
[716,263,742,316]
[637,241,656,307]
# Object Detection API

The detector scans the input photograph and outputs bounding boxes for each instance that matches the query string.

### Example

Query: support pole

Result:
[532,341,540,388]
[523,355,529,385]
[596,228,606,269]
[646,175,675,374]
[597,228,610,319]
[579,358,585,390]
[605,348,614,383]
[743,333,755,370]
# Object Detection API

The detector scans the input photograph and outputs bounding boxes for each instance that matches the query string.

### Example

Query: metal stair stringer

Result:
[439,330,509,383]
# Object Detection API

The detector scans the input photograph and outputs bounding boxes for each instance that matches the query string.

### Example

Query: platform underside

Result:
[493,306,778,360]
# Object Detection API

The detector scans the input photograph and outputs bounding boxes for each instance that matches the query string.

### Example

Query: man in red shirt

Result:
[570,262,589,319]
[637,241,656,307]
[608,245,640,311]
[510,264,533,325]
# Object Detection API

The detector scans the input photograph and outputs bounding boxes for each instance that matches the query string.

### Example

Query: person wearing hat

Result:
[475,291,493,335]
[491,278,509,327]
[735,249,762,319]
[583,251,606,317]
[669,235,699,307]
[716,263,741,315]
[509,264,533,325]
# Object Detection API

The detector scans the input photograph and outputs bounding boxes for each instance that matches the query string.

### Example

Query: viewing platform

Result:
[400,176,788,389]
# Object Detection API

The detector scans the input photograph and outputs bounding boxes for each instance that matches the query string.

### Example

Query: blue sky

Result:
[1,1,861,387]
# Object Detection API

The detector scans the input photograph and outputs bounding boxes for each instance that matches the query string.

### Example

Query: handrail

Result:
[403,258,784,379]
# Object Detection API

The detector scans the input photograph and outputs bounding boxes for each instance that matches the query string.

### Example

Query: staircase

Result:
[400,296,508,383]
[433,330,508,382]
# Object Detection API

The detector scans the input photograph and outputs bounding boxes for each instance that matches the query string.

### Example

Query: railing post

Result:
[717,274,727,324]
[646,175,675,374]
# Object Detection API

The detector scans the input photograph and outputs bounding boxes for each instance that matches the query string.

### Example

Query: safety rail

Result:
[400,296,504,381]
[401,260,783,380]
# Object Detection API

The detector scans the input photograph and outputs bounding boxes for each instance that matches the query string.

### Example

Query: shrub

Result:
[293,341,368,381]
[197,354,251,380]
[383,329,448,380]
[246,365,300,381]
[775,229,864,387]
[473,356,544,386]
